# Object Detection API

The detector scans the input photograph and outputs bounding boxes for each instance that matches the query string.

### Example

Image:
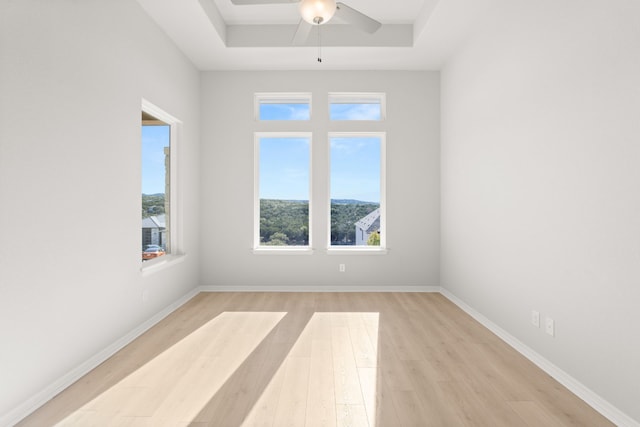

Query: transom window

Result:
[255,93,312,121]
[329,92,385,121]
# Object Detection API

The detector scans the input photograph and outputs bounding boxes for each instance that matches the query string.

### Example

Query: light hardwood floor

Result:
[18,292,614,426]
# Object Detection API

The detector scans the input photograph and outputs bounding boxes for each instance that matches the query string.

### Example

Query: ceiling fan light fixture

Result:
[299,0,336,25]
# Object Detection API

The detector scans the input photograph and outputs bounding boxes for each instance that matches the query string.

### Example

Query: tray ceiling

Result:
[136,0,488,70]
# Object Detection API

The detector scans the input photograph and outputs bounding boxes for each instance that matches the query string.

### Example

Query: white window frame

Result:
[328,92,386,121]
[141,99,184,273]
[327,131,387,254]
[253,132,314,254]
[255,93,313,121]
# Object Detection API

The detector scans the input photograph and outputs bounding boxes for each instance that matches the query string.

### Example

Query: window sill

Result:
[252,247,314,255]
[326,247,388,255]
[140,253,186,276]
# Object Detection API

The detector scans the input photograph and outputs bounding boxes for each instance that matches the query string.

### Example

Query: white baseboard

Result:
[440,288,640,427]
[1,288,200,427]
[198,285,441,293]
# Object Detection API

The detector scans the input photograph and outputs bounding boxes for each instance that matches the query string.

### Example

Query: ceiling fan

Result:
[229,0,382,45]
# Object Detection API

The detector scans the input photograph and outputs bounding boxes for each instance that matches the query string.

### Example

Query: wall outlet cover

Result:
[545,317,555,337]
[531,310,540,327]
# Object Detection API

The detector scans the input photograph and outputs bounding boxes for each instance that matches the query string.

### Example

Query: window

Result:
[329,93,385,121]
[141,101,179,263]
[255,93,312,121]
[254,133,311,248]
[253,92,386,253]
[329,133,385,248]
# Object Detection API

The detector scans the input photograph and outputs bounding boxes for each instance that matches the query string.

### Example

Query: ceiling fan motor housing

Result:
[299,0,337,25]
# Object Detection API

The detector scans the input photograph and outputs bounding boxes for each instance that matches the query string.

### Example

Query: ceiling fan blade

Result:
[334,2,381,33]
[292,19,313,45]
[231,0,298,5]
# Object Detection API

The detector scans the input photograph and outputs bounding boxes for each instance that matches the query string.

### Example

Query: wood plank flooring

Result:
[17,292,614,426]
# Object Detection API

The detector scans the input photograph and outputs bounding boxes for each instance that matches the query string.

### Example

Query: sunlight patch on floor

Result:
[57,311,287,426]
[241,312,380,427]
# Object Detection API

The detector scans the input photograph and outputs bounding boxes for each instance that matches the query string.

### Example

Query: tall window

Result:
[253,92,385,252]
[255,133,311,248]
[141,102,178,262]
[329,134,385,248]
[329,93,386,249]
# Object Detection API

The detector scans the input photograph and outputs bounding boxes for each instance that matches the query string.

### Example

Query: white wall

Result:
[200,71,439,290]
[440,0,640,422]
[0,0,200,419]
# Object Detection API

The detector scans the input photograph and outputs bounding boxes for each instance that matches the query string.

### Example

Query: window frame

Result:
[327,131,387,253]
[253,131,314,254]
[141,99,183,272]
[328,92,386,121]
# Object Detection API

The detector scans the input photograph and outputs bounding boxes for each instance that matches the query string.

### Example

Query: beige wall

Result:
[440,0,640,422]
[0,0,201,420]
[199,71,440,290]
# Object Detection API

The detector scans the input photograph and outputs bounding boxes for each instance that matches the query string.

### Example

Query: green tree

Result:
[266,232,289,246]
[259,199,309,245]
[367,231,380,246]
[142,193,165,218]
[330,203,379,245]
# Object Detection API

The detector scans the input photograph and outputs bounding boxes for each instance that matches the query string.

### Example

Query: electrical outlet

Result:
[339,263,346,272]
[531,310,540,327]
[545,317,555,337]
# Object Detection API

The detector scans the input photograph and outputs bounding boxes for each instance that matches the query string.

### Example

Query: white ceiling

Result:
[214,0,427,25]
[136,0,487,70]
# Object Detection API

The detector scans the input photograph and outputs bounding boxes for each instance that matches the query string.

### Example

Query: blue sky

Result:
[260,103,310,120]
[259,135,381,203]
[330,103,381,121]
[141,125,169,195]
[259,137,310,200]
[330,136,381,203]
[259,102,381,203]
[260,102,380,121]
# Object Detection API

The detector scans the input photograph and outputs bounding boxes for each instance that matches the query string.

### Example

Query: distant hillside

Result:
[260,199,309,245]
[331,199,378,205]
[259,198,379,246]
[142,193,165,218]
[274,199,377,205]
